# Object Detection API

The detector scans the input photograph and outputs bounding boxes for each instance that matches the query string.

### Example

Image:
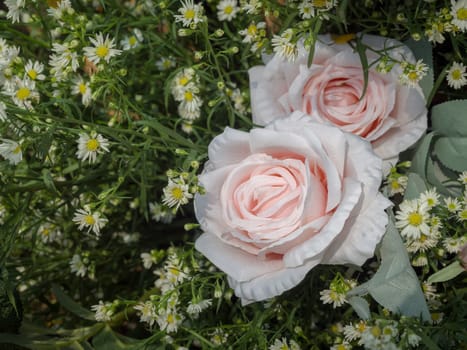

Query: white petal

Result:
[322,193,392,265]
[195,233,283,282]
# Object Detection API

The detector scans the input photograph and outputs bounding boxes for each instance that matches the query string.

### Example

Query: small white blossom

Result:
[24,60,46,81]
[446,61,467,89]
[120,28,144,50]
[47,0,74,20]
[156,308,184,333]
[69,254,87,277]
[271,29,298,62]
[71,75,92,106]
[186,298,212,318]
[83,33,122,65]
[162,178,193,209]
[174,0,204,28]
[5,0,27,23]
[399,59,429,87]
[134,301,157,326]
[0,139,22,165]
[76,132,110,163]
[155,56,176,71]
[91,301,114,322]
[217,0,239,21]
[395,199,431,240]
[451,0,467,32]
[149,202,174,223]
[72,207,108,236]
[269,338,301,350]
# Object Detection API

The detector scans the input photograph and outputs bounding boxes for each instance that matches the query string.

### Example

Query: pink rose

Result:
[195,112,392,304]
[249,34,427,173]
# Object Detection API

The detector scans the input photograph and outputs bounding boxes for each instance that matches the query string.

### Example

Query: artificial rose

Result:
[249,34,427,173]
[194,112,392,304]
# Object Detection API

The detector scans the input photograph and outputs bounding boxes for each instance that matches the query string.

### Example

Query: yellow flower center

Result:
[371,326,382,337]
[357,321,366,332]
[16,87,31,100]
[459,209,467,220]
[163,60,172,69]
[457,8,467,20]
[247,24,257,36]
[184,8,195,19]
[13,145,21,154]
[336,345,346,350]
[171,187,184,200]
[179,76,189,86]
[27,69,37,80]
[42,228,50,236]
[96,45,109,58]
[184,91,193,102]
[79,83,87,94]
[427,198,435,206]
[84,215,95,225]
[169,267,180,276]
[383,327,393,336]
[86,138,100,151]
[419,234,427,243]
[167,313,175,324]
[408,71,419,81]
[280,345,288,350]
[451,69,462,80]
[408,212,423,226]
[391,180,400,190]
[224,6,233,14]
[128,36,137,46]
[47,0,59,7]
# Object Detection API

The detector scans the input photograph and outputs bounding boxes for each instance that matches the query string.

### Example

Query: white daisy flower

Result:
[444,197,461,212]
[269,338,301,350]
[134,301,157,326]
[174,0,204,28]
[186,298,212,318]
[217,0,239,21]
[69,254,87,277]
[76,132,110,164]
[446,61,467,89]
[72,207,108,236]
[406,233,439,253]
[47,0,74,20]
[458,170,467,184]
[298,1,314,19]
[412,253,429,266]
[399,59,429,87]
[319,288,347,308]
[451,0,467,31]
[210,328,228,346]
[239,21,266,43]
[140,250,160,269]
[458,206,467,221]
[156,308,184,334]
[37,223,62,244]
[162,178,193,209]
[24,60,46,81]
[5,0,26,23]
[149,202,174,223]
[241,0,262,14]
[71,75,92,106]
[49,41,80,80]
[155,56,176,71]
[443,236,467,253]
[83,32,122,65]
[91,301,114,322]
[330,342,352,350]
[385,174,408,196]
[181,120,194,134]
[419,188,440,208]
[0,139,22,165]
[343,321,367,342]
[120,28,144,50]
[7,77,39,110]
[395,199,431,240]
[271,29,298,62]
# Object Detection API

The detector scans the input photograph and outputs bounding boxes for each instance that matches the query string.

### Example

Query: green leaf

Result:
[427,261,465,284]
[348,219,431,321]
[42,169,59,195]
[431,100,467,137]
[51,284,95,321]
[347,296,371,320]
[433,137,467,172]
[404,38,434,100]
[404,172,428,201]
[306,18,322,68]
[410,133,434,178]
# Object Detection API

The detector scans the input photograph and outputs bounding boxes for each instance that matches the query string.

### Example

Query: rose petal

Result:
[195,232,284,282]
